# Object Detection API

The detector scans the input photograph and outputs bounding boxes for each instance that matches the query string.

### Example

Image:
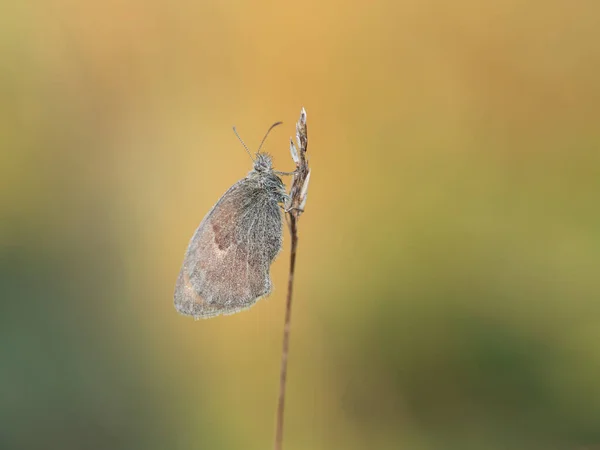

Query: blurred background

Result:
[2,1,600,449]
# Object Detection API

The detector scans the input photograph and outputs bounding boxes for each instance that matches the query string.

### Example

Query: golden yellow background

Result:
[2,1,600,449]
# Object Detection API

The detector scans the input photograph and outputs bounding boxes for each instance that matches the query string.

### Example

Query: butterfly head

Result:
[253,153,273,173]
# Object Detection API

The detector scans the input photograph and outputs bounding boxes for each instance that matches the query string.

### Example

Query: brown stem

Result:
[274,216,298,450]
[274,107,309,450]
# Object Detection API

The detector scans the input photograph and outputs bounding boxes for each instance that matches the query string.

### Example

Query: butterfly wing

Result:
[174,177,283,318]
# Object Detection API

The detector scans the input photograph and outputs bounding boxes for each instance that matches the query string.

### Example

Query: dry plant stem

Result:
[274,108,310,450]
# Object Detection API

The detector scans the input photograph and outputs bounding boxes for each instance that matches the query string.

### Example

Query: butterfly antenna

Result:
[257,121,283,154]
[233,126,255,162]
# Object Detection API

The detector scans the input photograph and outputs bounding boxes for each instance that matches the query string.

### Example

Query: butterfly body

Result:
[174,154,286,319]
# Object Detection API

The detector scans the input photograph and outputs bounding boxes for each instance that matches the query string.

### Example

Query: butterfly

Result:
[174,123,290,319]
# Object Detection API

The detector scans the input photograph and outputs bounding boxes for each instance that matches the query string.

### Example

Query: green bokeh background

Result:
[2,1,600,449]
